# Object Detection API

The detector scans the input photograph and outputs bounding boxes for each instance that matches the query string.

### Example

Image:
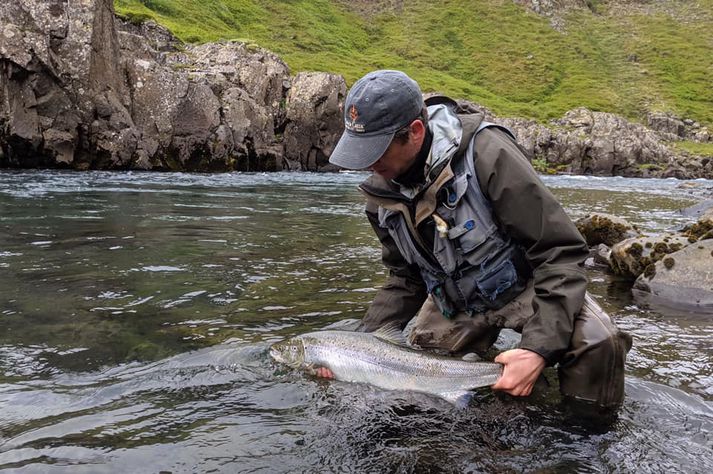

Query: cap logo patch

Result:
[345,104,365,132]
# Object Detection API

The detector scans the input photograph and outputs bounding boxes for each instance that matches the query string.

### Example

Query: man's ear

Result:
[409,119,426,143]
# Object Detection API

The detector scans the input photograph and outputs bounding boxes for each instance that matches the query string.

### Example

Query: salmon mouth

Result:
[269,346,283,362]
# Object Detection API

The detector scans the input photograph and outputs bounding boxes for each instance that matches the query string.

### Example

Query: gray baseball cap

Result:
[329,70,424,170]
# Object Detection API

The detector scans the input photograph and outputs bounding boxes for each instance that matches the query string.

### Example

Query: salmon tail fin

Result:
[372,321,408,346]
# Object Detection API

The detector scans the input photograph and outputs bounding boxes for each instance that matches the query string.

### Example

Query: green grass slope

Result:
[114,0,713,127]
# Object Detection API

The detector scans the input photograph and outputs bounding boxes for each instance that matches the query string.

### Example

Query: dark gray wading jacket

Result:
[358,101,590,365]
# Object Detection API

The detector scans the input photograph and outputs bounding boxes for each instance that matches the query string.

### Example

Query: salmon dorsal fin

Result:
[372,322,407,346]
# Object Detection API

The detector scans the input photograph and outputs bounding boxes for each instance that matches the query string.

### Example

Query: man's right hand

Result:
[492,348,546,396]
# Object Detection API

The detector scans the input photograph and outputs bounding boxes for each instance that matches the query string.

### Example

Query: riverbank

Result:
[1,1,712,177]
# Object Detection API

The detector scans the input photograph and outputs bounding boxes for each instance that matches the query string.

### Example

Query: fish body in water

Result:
[269,326,502,405]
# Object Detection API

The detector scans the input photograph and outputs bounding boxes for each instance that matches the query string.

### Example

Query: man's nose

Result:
[366,158,380,171]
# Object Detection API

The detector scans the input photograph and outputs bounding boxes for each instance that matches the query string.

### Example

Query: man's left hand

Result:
[314,367,335,379]
[491,348,546,397]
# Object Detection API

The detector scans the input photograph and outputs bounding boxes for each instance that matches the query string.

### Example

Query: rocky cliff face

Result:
[0,0,710,176]
[447,98,712,179]
[503,108,712,178]
[0,0,345,171]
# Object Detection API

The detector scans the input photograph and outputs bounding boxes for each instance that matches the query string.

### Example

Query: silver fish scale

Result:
[299,330,502,395]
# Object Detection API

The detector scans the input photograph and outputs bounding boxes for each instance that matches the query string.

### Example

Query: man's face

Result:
[368,120,425,180]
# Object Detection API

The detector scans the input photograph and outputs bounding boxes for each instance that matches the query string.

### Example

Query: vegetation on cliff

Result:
[114,0,712,129]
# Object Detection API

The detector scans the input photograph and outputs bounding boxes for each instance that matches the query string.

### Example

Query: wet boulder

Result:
[575,213,640,247]
[633,239,713,313]
[610,234,690,279]
[592,243,613,267]
[678,198,713,219]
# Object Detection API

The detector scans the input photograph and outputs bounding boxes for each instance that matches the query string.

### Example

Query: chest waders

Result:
[372,115,530,319]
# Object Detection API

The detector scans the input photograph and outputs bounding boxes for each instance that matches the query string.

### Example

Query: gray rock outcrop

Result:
[502,108,713,179]
[647,112,711,143]
[282,72,346,171]
[452,99,713,179]
[0,0,346,171]
[512,0,591,30]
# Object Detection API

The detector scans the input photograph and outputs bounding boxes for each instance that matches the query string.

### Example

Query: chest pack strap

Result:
[454,115,517,164]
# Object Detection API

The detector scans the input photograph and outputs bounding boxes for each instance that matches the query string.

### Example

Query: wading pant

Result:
[408,281,633,408]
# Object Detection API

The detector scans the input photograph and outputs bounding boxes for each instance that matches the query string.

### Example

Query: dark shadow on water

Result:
[605,277,637,304]
[279,368,713,473]
[292,377,628,472]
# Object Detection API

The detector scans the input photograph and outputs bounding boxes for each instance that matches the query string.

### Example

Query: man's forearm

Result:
[360,273,427,331]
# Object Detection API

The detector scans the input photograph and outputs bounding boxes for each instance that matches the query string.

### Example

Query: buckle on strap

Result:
[447,219,476,240]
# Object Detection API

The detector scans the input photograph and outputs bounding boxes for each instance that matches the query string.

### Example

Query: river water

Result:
[0,170,711,473]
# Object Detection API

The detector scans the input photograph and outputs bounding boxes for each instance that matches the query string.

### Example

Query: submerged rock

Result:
[678,198,713,218]
[633,239,713,313]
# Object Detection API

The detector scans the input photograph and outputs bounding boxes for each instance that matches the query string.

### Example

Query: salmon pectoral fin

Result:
[438,390,474,408]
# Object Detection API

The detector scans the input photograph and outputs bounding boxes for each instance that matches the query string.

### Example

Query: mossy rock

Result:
[633,239,713,313]
[683,221,713,242]
[575,213,640,247]
[610,234,690,279]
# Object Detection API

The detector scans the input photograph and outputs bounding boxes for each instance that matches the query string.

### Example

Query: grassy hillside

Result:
[114,0,713,127]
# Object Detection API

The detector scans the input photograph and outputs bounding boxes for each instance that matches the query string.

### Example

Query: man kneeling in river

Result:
[322,70,632,410]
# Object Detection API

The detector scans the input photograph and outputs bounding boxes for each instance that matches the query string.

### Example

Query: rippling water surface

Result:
[0,170,711,472]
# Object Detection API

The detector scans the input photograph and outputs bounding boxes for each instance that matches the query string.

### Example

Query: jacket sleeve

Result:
[473,128,590,365]
[359,206,428,332]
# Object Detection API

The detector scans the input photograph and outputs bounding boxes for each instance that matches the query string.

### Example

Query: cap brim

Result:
[328,130,394,170]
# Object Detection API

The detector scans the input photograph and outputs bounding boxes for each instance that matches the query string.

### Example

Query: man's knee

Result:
[558,293,632,408]
[407,296,499,354]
